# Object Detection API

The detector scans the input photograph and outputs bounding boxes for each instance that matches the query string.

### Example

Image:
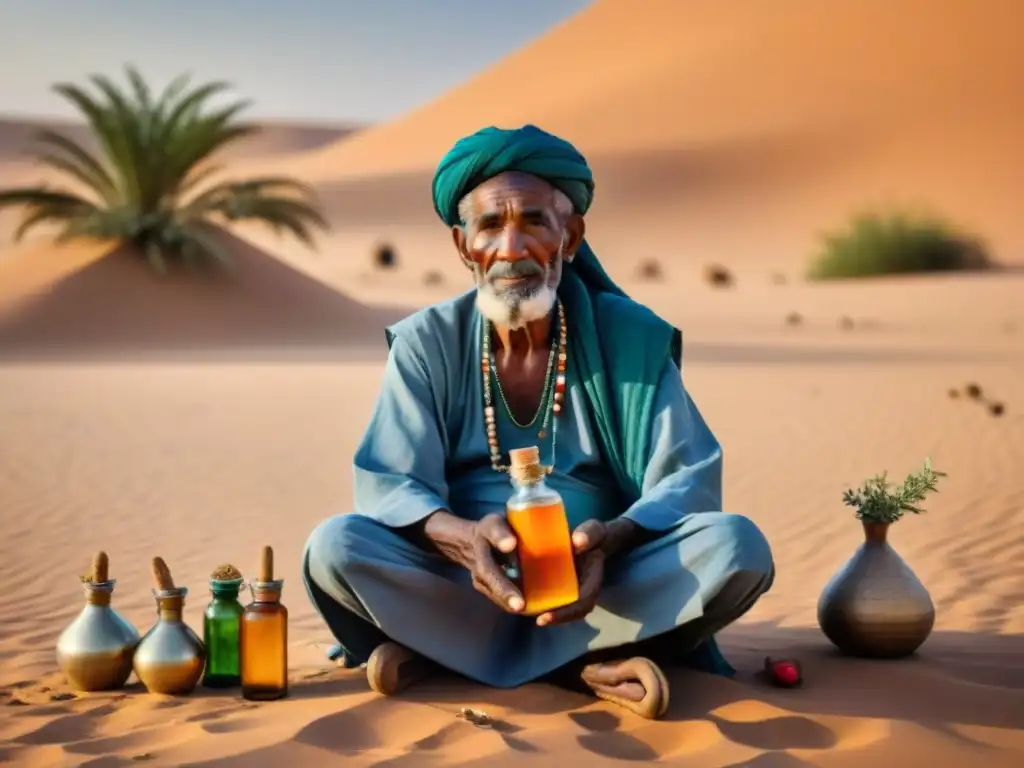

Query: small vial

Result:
[203,575,244,688]
[505,446,579,615]
[240,546,288,700]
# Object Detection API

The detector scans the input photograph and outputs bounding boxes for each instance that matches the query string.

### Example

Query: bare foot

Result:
[366,641,435,696]
[580,657,670,720]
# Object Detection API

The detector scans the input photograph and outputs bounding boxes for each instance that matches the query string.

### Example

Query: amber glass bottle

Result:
[240,546,288,700]
[505,446,579,615]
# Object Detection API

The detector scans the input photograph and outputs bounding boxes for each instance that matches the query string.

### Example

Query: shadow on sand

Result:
[175,625,1023,766]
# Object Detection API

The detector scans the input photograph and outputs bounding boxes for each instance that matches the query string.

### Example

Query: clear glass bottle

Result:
[240,579,288,700]
[202,577,244,688]
[505,446,579,616]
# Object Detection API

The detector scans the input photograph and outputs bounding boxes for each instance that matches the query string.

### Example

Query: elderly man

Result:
[303,125,773,720]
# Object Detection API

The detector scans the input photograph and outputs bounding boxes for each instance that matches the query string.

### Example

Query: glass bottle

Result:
[240,576,288,700]
[505,446,579,616]
[202,577,244,688]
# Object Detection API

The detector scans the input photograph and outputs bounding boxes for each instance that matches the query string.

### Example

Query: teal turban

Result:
[432,124,595,226]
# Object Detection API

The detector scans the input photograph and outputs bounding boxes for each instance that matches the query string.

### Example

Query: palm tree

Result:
[0,66,328,271]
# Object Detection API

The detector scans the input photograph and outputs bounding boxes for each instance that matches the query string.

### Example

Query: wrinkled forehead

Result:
[468,171,560,217]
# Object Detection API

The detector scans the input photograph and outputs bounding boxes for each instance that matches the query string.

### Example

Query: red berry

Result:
[773,662,800,686]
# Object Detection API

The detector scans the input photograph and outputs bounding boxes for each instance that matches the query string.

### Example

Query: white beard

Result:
[473,237,566,329]
[475,281,557,329]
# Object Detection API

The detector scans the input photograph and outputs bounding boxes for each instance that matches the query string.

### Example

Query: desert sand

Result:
[2,0,1024,764]
[0,269,1022,767]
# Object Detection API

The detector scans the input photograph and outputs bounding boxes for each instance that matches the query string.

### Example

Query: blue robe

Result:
[302,291,774,687]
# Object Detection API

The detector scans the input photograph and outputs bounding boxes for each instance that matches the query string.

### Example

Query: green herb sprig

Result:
[841,458,946,525]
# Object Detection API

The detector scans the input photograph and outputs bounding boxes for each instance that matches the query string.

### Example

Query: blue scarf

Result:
[432,125,732,677]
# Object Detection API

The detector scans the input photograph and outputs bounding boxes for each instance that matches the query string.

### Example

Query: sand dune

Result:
[273,0,1024,176]
[243,0,1024,274]
[0,231,404,359]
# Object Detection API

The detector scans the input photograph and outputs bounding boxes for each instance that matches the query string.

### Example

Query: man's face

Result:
[453,172,584,328]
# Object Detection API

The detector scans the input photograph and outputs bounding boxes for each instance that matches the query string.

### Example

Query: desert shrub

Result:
[807,212,989,280]
[372,242,397,269]
[703,263,733,287]
[637,259,663,280]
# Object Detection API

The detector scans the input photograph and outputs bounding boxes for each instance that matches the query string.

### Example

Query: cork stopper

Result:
[80,551,110,583]
[258,545,274,583]
[210,563,242,581]
[508,446,544,484]
[509,446,540,469]
[92,551,109,583]
[151,557,176,591]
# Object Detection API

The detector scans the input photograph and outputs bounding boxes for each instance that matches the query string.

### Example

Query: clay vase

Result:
[817,522,935,657]
[56,579,140,691]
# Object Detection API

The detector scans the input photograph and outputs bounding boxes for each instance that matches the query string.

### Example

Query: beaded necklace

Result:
[482,301,567,473]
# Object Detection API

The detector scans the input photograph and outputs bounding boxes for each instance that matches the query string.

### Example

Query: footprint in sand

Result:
[291,697,509,756]
[720,753,821,767]
[706,712,836,752]
[62,723,204,758]
[570,709,721,761]
[12,702,121,746]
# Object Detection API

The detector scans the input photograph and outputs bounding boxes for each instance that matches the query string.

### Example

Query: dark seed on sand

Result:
[50,692,76,702]
[988,402,1005,417]
[965,383,983,399]
[131,754,155,762]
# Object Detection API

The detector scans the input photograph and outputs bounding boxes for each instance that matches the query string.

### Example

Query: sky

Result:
[0,0,592,124]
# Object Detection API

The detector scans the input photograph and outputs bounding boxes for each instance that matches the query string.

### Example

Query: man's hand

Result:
[421,510,525,613]
[469,514,526,612]
[536,519,608,627]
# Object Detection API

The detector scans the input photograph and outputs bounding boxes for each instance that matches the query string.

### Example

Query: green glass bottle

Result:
[202,576,244,687]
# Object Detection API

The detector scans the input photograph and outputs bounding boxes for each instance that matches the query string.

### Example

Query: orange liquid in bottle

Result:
[240,590,288,700]
[507,500,579,615]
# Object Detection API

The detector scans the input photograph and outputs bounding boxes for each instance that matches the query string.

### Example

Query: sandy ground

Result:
[0,269,1022,767]
[1,0,1023,763]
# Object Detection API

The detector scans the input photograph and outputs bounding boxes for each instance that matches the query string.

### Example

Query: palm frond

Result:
[172,163,225,202]
[88,73,148,206]
[0,188,95,209]
[159,80,233,140]
[161,103,257,196]
[34,130,118,202]
[179,224,234,269]
[183,176,319,211]
[215,195,327,246]
[124,65,153,114]
[182,178,328,247]
[155,72,192,111]
[0,187,105,241]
